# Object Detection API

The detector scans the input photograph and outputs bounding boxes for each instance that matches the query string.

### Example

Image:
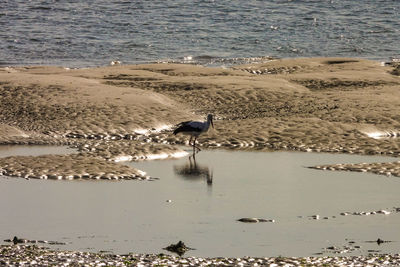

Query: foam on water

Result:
[363,130,400,139]
[112,155,134,162]
[112,151,188,162]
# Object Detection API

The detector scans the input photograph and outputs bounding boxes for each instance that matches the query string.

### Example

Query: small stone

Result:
[377,238,385,245]
[163,241,193,256]
[238,218,259,223]
[377,210,391,215]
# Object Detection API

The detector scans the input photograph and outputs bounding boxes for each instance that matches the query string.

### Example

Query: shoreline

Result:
[1,244,400,266]
[1,54,397,70]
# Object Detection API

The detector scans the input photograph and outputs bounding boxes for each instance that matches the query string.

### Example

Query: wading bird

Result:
[173,114,214,152]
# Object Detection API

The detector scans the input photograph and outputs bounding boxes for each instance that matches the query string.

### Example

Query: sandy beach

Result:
[1,57,400,264]
[1,57,400,179]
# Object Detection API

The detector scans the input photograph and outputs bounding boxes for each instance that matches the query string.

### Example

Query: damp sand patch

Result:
[292,78,398,91]
[310,161,400,178]
[162,118,400,159]
[0,154,148,180]
[0,141,188,181]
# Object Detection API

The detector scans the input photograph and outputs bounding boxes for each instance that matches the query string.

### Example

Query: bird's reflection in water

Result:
[173,153,213,187]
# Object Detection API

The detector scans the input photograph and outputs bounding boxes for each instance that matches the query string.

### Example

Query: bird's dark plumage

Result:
[173,122,203,135]
[172,114,214,152]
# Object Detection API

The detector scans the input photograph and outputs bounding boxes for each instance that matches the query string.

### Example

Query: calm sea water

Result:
[1,147,400,257]
[1,0,399,67]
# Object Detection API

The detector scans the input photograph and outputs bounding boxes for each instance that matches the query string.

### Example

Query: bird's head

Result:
[207,114,214,128]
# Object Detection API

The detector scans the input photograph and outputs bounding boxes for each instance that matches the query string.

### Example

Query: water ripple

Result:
[0,0,399,67]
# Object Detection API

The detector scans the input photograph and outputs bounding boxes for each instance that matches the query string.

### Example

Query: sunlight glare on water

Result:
[1,0,399,67]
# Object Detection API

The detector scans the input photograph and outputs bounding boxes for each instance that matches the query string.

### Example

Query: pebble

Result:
[110,60,121,65]
[4,236,66,245]
[377,210,391,215]
[238,218,259,223]
[237,218,275,223]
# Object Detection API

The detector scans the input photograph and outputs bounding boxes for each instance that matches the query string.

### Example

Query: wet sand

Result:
[0,154,148,180]
[2,244,400,266]
[1,58,400,179]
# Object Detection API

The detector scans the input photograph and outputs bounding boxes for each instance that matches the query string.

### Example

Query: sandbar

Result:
[0,58,399,179]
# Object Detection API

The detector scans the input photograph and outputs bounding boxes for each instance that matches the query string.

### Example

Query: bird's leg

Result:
[193,137,201,153]
[188,136,193,146]
[189,153,194,164]
[192,137,196,153]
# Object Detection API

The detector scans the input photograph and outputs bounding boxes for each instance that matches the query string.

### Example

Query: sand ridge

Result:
[1,57,400,179]
[0,154,149,180]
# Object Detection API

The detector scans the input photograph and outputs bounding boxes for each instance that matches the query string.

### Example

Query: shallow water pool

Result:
[0,147,399,257]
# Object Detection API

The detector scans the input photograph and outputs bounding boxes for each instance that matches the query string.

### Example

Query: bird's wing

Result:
[173,121,203,135]
[175,120,193,127]
[185,121,204,130]
[175,121,204,130]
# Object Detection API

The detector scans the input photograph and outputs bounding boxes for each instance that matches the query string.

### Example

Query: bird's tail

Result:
[173,127,183,135]
[173,122,187,135]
